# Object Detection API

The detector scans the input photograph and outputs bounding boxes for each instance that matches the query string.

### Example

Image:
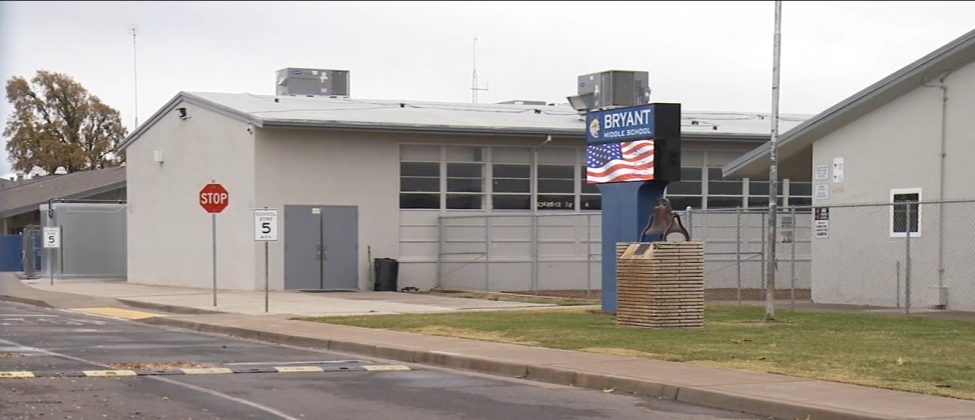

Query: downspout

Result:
[530,135,553,293]
[936,79,947,293]
[923,70,954,299]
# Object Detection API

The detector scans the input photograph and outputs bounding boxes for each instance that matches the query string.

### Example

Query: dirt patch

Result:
[503,288,812,302]
[409,326,540,346]
[0,352,22,358]
[579,347,661,359]
[110,361,213,370]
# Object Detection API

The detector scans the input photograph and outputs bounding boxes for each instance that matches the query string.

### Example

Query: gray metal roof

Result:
[724,28,975,179]
[120,91,809,150]
[0,166,126,218]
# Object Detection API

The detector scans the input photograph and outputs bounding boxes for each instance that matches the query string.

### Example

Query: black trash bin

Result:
[373,258,399,292]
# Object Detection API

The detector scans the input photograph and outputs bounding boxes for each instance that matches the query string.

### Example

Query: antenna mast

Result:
[471,37,488,103]
[130,25,139,128]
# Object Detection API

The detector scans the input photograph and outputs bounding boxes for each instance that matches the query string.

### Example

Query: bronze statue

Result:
[641,197,690,242]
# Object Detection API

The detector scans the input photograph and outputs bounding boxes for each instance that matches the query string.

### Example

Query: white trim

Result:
[890,188,922,238]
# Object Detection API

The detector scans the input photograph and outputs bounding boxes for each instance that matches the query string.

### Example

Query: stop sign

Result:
[199,183,229,213]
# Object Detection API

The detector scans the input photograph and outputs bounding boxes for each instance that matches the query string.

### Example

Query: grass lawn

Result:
[300,305,975,400]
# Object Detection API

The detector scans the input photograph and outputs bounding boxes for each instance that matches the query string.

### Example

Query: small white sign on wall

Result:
[814,183,829,200]
[814,164,829,181]
[814,207,830,239]
[832,158,844,183]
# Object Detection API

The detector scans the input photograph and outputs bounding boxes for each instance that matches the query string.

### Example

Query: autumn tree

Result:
[4,70,127,174]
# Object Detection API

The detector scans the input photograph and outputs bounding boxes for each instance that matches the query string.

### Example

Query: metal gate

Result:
[21,226,43,278]
[284,205,358,290]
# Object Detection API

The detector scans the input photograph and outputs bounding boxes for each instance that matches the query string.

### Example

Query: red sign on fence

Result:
[199,183,229,213]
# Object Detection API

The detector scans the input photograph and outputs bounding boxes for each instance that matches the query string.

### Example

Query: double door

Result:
[284,205,358,290]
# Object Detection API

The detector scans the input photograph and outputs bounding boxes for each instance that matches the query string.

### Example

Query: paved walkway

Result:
[3,273,975,420]
[22,278,556,316]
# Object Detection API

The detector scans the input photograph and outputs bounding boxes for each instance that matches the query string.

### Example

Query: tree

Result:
[4,71,127,174]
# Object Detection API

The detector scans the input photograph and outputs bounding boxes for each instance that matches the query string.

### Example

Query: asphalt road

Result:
[0,301,763,420]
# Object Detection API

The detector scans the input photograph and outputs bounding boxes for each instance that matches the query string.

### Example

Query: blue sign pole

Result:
[597,181,667,313]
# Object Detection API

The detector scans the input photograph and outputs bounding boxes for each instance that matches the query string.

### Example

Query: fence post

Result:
[436,216,444,289]
[761,212,767,294]
[895,260,901,308]
[790,207,796,310]
[531,213,538,294]
[484,216,490,292]
[736,207,742,304]
[905,202,913,315]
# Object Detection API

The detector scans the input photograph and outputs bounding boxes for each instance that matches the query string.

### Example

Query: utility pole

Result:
[130,25,139,128]
[765,1,782,322]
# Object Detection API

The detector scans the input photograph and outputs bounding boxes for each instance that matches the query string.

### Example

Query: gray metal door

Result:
[284,205,358,290]
[322,206,358,290]
[285,206,323,290]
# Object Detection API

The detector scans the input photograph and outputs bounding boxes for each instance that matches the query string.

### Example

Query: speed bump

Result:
[274,366,324,373]
[0,371,35,378]
[83,370,138,377]
[181,367,234,375]
[362,365,411,372]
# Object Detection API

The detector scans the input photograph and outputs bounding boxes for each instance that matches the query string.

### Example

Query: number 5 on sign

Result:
[254,209,278,241]
[43,227,61,248]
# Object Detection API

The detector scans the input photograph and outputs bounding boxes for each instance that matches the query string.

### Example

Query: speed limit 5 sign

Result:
[43,227,61,248]
[254,209,278,241]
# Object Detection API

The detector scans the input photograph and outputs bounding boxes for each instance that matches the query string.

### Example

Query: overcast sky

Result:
[1,1,973,177]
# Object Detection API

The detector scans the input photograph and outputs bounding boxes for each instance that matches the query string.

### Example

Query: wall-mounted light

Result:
[153,149,164,164]
[176,107,189,120]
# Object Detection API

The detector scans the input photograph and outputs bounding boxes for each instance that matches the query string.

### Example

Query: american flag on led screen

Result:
[586,140,655,183]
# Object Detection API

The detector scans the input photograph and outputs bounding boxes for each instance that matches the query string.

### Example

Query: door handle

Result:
[316,244,322,260]
[322,246,328,261]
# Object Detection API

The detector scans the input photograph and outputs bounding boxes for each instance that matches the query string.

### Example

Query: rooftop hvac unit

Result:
[276,68,350,97]
[569,70,650,111]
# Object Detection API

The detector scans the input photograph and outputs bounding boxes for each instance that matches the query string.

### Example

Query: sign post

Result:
[254,208,278,313]
[200,182,229,306]
[43,227,61,285]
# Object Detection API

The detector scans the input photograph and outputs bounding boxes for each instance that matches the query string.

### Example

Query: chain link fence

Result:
[434,199,975,313]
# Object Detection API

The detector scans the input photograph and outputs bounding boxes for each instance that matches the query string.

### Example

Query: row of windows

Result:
[399,146,812,211]
[400,146,599,211]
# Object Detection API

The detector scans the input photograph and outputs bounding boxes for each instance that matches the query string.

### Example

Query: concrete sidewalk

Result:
[4,274,975,420]
[21,277,557,316]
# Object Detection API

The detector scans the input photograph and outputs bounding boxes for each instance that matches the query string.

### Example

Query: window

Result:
[491,147,531,210]
[400,146,440,209]
[706,167,743,209]
[537,148,577,211]
[537,164,575,210]
[446,147,484,209]
[492,163,530,209]
[890,189,921,237]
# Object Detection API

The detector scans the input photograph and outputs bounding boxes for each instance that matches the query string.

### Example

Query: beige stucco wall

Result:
[126,102,257,289]
[253,129,401,291]
[810,60,975,310]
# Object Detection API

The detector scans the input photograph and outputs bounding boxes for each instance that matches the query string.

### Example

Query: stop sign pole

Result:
[200,181,229,306]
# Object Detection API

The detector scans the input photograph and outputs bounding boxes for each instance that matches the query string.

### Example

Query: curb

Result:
[0,294,54,308]
[141,316,887,420]
[115,298,226,315]
[1,365,409,379]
